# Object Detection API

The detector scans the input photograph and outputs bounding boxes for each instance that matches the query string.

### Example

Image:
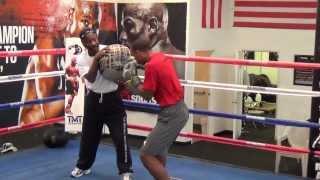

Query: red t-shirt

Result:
[143,52,183,107]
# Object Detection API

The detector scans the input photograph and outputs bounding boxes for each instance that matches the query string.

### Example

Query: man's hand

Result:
[94,47,109,62]
[85,47,110,83]
[125,76,153,100]
[122,58,138,81]
[125,76,141,95]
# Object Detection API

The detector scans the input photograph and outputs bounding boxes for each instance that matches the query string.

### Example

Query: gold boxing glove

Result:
[126,76,141,95]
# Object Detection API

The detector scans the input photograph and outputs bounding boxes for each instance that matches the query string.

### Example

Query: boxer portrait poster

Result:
[0,0,70,128]
[0,0,117,128]
[117,2,187,105]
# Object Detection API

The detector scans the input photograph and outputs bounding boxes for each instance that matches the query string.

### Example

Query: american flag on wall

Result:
[202,0,223,29]
[233,0,317,30]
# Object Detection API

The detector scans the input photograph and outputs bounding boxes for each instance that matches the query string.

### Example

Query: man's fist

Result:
[122,58,138,81]
[125,76,141,95]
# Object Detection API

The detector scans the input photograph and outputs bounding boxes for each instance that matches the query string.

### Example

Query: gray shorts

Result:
[141,100,189,156]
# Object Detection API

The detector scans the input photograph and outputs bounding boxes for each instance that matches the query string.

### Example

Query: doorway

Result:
[193,50,213,134]
[240,50,278,143]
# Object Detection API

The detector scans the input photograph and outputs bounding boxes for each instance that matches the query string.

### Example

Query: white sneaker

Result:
[70,167,91,178]
[120,172,133,180]
[170,177,182,180]
[1,142,18,154]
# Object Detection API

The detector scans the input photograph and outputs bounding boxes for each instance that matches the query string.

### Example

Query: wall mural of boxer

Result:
[118,3,186,78]
[0,0,117,128]
[117,2,187,107]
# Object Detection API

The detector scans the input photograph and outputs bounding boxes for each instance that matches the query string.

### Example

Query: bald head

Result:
[123,3,168,29]
[68,0,99,36]
[121,3,169,49]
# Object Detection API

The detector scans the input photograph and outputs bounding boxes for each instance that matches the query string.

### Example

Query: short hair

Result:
[130,39,150,52]
[79,27,96,40]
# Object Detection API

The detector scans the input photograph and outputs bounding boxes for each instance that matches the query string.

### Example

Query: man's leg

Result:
[76,93,103,170]
[141,101,189,180]
[156,154,167,167]
[106,112,133,174]
[140,120,170,180]
[140,153,169,180]
[65,95,73,113]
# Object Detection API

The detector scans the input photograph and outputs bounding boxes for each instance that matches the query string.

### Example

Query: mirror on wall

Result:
[240,50,279,142]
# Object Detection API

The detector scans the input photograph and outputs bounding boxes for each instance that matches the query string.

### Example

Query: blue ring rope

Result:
[0,95,64,110]
[0,96,317,129]
[122,100,320,129]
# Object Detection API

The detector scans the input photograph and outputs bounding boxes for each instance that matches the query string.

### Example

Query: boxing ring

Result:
[0,48,319,179]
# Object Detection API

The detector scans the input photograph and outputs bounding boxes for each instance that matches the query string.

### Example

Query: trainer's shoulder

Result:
[76,52,89,67]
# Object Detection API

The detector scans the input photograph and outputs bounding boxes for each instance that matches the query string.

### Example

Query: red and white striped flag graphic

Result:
[233,0,317,30]
[202,0,223,29]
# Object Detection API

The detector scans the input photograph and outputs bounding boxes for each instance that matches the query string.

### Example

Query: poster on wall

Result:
[0,0,72,128]
[116,2,188,137]
[0,0,117,128]
[117,2,187,106]
[64,1,117,132]
[293,55,314,86]
[64,38,85,132]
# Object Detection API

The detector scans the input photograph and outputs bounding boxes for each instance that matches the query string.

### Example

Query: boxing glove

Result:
[126,75,141,95]
[122,57,138,81]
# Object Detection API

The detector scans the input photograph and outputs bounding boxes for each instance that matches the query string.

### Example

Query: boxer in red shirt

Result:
[65,57,80,114]
[128,44,189,180]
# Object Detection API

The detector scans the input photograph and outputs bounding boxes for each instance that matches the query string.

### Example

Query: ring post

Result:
[308,1,320,178]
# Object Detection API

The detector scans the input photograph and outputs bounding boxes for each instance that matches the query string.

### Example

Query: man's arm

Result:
[84,48,107,82]
[137,84,153,101]
[126,77,154,101]
[84,56,99,83]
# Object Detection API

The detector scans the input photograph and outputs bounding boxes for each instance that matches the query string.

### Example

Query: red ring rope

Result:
[0,48,319,69]
[127,124,320,157]
[166,54,320,69]
[0,116,63,136]
[0,48,65,57]
[1,118,319,158]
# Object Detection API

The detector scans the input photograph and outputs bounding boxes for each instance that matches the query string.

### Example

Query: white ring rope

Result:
[138,76,320,97]
[0,71,64,83]
[182,79,320,97]
[0,71,317,97]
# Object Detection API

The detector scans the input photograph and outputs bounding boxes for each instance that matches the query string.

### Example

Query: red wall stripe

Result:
[210,0,215,28]
[234,11,316,19]
[235,1,317,8]
[233,21,316,30]
[218,0,222,28]
[202,0,207,28]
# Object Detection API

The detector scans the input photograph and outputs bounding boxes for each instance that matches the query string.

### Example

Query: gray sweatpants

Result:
[141,100,189,156]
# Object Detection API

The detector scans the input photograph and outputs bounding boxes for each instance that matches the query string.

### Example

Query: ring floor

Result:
[0,139,301,180]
